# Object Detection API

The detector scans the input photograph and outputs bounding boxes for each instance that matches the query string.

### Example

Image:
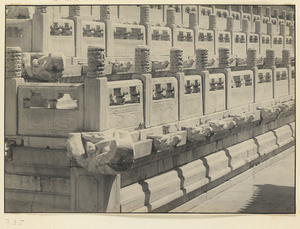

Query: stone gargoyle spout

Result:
[23,53,65,82]
[67,129,135,175]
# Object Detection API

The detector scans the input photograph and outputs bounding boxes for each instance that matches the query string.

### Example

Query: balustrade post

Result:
[255,20,262,54]
[267,22,273,49]
[266,49,276,99]
[247,48,258,102]
[282,49,292,95]
[170,48,185,120]
[208,14,217,55]
[84,45,109,132]
[200,70,210,115]
[5,47,25,136]
[100,5,110,22]
[32,6,50,52]
[132,45,152,128]
[67,6,83,58]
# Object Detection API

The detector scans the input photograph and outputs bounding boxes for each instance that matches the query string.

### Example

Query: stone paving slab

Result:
[186,151,295,213]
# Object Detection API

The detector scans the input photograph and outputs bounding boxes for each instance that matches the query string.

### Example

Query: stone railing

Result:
[6,5,294,66]
[5,43,295,213]
[18,83,84,137]
[6,45,294,138]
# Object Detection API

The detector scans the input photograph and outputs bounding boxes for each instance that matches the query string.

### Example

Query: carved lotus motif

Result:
[67,130,134,175]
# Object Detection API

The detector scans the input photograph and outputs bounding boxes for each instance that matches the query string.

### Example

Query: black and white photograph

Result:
[1,0,298,227]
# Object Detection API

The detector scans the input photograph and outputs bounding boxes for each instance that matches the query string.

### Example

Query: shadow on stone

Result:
[239,184,295,214]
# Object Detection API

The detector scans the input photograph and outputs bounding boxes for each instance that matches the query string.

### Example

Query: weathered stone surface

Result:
[247,49,257,67]
[218,48,230,68]
[67,130,134,175]
[277,101,295,118]
[110,61,133,74]
[6,47,22,78]
[242,19,249,32]
[282,49,291,67]
[258,106,281,124]
[23,53,65,82]
[170,48,183,73]
[209,14,216,30]
[231,113,255,126]
[166,8,176,26]
[265,49,275,68]
[189,11,197,29]
[148,133,182,151]
[209,118,236,133]
[69,5,80,17]
[226,16,233,31]
[196,49,208,71]
[87,46,105,78]
[184,124,213,142]
[140,5,150,25]
[100,6,110,22]
[135,45,150,73]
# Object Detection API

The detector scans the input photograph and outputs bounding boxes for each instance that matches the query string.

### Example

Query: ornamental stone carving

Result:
[67,130,135,175]
[22,53,65,82]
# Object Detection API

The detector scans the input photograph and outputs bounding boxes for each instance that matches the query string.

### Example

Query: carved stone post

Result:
[69,5,80,17]
[6,47,22,79]
[288,12,294,21]
[289,25,294,37]
[87,46,105,78]
[226,16,234,31]
[135,45,150,74]
[211,5,216,14]
[170,48,183,73]
[282,49,292,95]
[218,48,230,68]
[265,49,275,68]
[257,6,262,17]
[196,49,208,72]
[247,48,257,68]
[84,46,108,132]
[279,23,286,36]
[166,7,176,27]
[32,6,50,52]
[226,5,232,16]
[242,19,249,33]
[248,6,253,14]
[282,49,291,67]
[282,10,286,21]
[5,47,25,135]
[274,9,279,18]
[265,7,271,18]
[140,5,150,25]
[209,14,217,30]
[100,5,110,22]
[255,20,262,34]
[68,130,135,212]
[189,11,197,30]
[267,22,273,35]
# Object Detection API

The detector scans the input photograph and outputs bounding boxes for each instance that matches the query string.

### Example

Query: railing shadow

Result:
[239,184,295,214]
